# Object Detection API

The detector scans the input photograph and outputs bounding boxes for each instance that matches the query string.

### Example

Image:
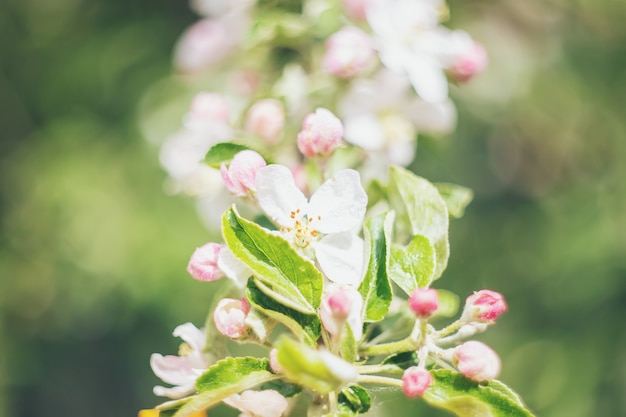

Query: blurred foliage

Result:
[1,0,625,417]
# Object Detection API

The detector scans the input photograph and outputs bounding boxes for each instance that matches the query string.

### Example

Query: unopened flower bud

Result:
[322,27,374,78]
[319,286,364,340]
[174,18,234,74]
[187,242,225,282]
[462,289,507,323]
[186,92,230,127]
[342,0,368,21]
[214,298,250,339]
[297,108,343,158]
[408,287,439,319]
[454,341,501,382]
[221,150,267,197]
[269,349,283,374]
[402,367,432,397]
[449,41,488,83]
[244,99,285,144]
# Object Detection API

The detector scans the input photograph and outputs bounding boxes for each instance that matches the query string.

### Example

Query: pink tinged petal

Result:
[297,108,344,157]
[454,341,501,382]
[150,354,199,387]
[153,382,196,399]
[256,165,308,227]
[402,367,432,397]
[315,233,365,286]
[462,290,507,323]
[319,285,364,339]
[308,169,367,233]
[244,99,285,144]
[323,27,374,78]
[224,390,288,417]
[221,150,267,197]
[172,322,206,353]
[173,18,233,74]
[187,242,225,282]
[342,0,368,21]
[187,92,230,125]
[214,298,249,339]
[343,114,386,151]
[269,349,283,374]
[408,288,439,318]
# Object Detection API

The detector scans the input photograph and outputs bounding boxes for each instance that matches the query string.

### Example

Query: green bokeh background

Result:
[1,0,625,416]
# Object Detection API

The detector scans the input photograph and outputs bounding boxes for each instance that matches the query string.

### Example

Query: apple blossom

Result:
[185,92,230,129]
[223,389,288,417]
[319,285,364,340]
[255,164,367,285]
[342,0,368,21]
[402,367,432,397]
[449,41,488,83]
[150,323,211,399]
[296,108,344,158]
[454,341,501,382]
[322,27,374,78]
[409,287,439,319]
[214,298,250,339]
[244,99,285,144]
[221,150,267,197]
[174,18,235,74]
[462,289,507,323]
[187,242,225,282]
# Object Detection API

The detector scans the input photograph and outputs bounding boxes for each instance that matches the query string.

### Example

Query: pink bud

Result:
[220,150,267,197]
[402,367,432,398]
[297,108,343,158]
[174,18,234,74]
[187,242,225,281]
[244,99,285,144]
[269,348,283,374]
[230,70,261,96]
[449,41,488,83]
[462,290,507,323]
[319,286,364,340]
[322,27,374,78]
[213,298,249,339]
[408,288,439,319]
[187,92,230,126]
[342,0,368,21]
[454,341,501,382]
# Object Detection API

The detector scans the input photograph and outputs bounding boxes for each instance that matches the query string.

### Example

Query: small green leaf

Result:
[222,207,323,314]
[275,336,352,394]
[358,212,393,322]
[435,183,474,218]
[204,143,268,168]
[338,385,371,414]
[172,357,276,417]
[424,370,536,417]
[389,234,436,294]
[381,351,419,370]
[433,289,460,318]
[247,279,321,345]
[388,167,450,280]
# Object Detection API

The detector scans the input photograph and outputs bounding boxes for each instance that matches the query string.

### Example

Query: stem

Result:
[435,319,463,339]
[357,375,404,388]
[328,391,337,415]
[359,337,418,357]
[356,364,404,375]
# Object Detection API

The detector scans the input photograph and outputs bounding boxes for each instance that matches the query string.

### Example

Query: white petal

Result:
[315,233,365,285]
[256,165,308,227]
[153,383,196,399]
[218,247,252,287]
[318,350,358,383]
[387,137,417,167]
[343,114,386,151]
[150,354,198,386]
[404,55,449,103]
[405,98,457,134]
[172,322,205,352]
[224,390,288,417]
[307,170,367,233]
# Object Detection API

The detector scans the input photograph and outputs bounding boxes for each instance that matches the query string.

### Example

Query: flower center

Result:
[280,208,321,248]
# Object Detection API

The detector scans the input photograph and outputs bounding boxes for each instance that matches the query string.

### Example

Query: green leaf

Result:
[246,279,321,345]
[423,370,536,417]
[381,351,419,370]
[338,385,371,414]
[388,167,450,280]
[275,336,353,394]
[435,183,474,218]
[204,143,268,168]
[389,234,436,294]
[222,207,323,314]
[433,289,460,318]
[259,379,303,397]
[358,212,393,322]
[338,323,357,363]
[173,357,276,417]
